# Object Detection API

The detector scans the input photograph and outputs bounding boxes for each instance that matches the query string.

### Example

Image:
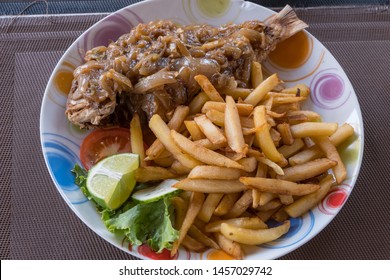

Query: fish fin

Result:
[265,5,308,40]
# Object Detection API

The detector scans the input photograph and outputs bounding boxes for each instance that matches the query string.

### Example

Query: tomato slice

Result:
[137,244,175,260]
[80,127,131,170]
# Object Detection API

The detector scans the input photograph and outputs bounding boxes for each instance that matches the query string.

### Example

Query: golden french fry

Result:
[258,156,285,176]
[281,84,310,97]
[214,193,241,216]
[237,157,257,173]
[240,116,255,128]
[270,127,281,146]
[272,102,300,114]
[194,74,224,102]
[189,91,210,114]
[220,88,251,100]
[285,174,334,217]
[240,177,320,196]
[276,123,294,145]
[174,179,246,193]
[290,122,338,138]
[272,207,290,222]
[171,192,205,256]
[254,106,283,162]
[214,233,244,260]
[256,199,282,211]
[276,158,337,182]
[153,155,175,167]
[205,217,267,232]
[251,61,264,88]
[171,130,244,169]
[194,138,226,150]
[252,162,268,208]
[188,225,220,249]
[205,110,255,129]
[312,136,347,184]
[259,192,278,206]
[170,160,192,174]
[220,220,290,245]
[146,106,189,160]
[286,110,321,121]
[181,235,206,252]
[171,196,188,230]
[194,114,227,145]
[134,166,177,183]
[225,95,248,155]
[244,73,280,106]
[184,120,205,141]
[149,114,201,169]
[223,190,253,219]
[130,113,146,167]
[279,195,294,205]
[288,123,354,166]
[206,109,225,127]
[277,138,305,158]
[202,101,253,116]
[256,207,281,222]
[197,193,224,223]
[272,96,307,104]
[188,166,241,180]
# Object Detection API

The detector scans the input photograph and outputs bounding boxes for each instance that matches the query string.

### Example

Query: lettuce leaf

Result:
[72,164,179,253]
[103,198,179,253]
[71,164,92,200]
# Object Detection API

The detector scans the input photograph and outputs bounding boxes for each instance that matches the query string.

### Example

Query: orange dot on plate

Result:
[207,249,236,260]
[54,70,73,95]
[268,31,310,69]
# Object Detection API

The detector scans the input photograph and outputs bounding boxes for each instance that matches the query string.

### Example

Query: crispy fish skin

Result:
[65,5,307,129]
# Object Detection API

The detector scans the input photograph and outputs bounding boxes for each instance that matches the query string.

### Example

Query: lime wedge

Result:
[87,153,139,210]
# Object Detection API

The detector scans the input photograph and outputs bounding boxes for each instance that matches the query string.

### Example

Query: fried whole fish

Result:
[66,5,307,128]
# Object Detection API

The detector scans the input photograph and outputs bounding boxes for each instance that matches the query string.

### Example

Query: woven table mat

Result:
[1,5,389,260]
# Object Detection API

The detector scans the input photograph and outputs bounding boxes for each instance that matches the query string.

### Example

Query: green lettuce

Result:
[71,164,91,200]
[103,198,179,253]
[72,164,179,253]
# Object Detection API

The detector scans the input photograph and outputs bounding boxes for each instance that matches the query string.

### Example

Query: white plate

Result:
[40,0,364,260]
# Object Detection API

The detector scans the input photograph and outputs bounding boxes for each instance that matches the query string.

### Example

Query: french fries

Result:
[205,217,267,232]
[312,136,347,184]
[149,114,201,169]
[244,73,280,106]
[139,71,355,259]
[202,101,253,116]
[171,192,205,256]
[194,74,224,102]
[276,158,337,182]
[225,95,248,155]
[290,122,338,138]
[284,174,334,217]
[220,221,290,245]
[240,177,320,196]
[146,106,189,160]
[171,130,243,169]
[194,114,227,145]
[130,113,146,167]
[174,178,246,193]
[254,106,283,162]
[197,193,224,222]
[188,166,241,180]
[134,166,177,182]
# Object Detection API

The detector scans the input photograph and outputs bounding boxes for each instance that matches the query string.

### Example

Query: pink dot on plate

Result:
[327,190,348,208]
[317,74,344,101]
